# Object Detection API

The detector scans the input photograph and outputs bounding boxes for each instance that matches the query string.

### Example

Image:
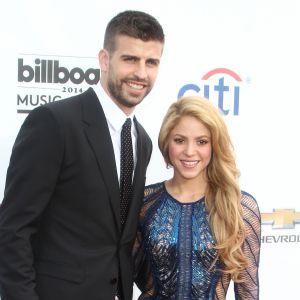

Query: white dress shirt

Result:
[93,85,137,183]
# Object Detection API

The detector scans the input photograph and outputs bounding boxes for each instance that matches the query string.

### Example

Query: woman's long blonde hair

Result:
[158,95,247,281]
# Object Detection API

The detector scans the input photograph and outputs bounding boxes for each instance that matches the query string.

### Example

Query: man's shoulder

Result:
[25,88,98,127]
[44,87,96,110]
[134,117,152,145]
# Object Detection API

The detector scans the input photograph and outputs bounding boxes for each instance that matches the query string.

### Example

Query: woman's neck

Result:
[165,177,207,203]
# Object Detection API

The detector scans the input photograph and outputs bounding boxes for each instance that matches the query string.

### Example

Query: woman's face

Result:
[168,115,212,182]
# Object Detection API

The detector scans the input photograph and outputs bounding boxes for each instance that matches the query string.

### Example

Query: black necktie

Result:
[120,118,134,227]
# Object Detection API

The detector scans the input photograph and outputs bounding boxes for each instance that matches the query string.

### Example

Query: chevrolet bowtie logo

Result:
[261,209,300,229]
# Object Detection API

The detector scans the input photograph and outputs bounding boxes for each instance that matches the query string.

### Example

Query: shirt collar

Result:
[93,84,135,132]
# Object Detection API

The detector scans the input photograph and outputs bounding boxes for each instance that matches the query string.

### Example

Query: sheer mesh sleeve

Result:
[214,192,261,300]
[234,192,261,299]
[133,185,162,299]
[133,225,155,299]
[214,273,231,299]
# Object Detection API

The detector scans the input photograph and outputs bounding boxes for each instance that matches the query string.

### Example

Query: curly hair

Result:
[158,95,248,281]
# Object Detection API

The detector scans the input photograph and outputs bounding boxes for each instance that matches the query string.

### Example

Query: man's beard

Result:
[107,76,150,108]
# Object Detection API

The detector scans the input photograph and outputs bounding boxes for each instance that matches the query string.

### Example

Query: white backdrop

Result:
[1,1,300,299]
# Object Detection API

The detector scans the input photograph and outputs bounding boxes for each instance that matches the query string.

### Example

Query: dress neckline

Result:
[162,181,205,205]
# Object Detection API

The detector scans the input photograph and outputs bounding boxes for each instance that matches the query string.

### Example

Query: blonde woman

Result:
[134,95,261,299]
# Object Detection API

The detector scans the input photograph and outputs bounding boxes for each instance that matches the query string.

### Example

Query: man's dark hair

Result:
[104,10,165,52]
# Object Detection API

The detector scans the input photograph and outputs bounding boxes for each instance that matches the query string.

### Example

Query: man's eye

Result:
[147,60,159,66]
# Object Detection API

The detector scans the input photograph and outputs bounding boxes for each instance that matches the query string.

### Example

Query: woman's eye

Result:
[197,140,208,145]
[174,138,184,144]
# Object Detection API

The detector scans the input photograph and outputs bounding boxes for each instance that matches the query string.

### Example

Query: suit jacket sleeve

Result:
[0,105,64,300]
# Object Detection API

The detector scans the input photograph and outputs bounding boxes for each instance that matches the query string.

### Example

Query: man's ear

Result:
[98,49,109,71]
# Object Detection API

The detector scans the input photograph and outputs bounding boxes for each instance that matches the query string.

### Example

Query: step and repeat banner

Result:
[1,0,299,299]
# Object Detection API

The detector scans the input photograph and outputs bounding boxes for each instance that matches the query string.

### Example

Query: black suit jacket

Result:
[0,88,152,300]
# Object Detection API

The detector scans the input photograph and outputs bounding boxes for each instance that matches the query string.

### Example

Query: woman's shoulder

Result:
[139,182,165,221]
[144,182,164,201]
[241,190,261,221]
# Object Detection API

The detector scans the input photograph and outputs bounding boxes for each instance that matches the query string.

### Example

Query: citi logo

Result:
[178,68,242,115]
[18,58,100,85]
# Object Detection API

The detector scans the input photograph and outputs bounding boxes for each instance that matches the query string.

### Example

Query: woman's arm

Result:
[234,192,261,299]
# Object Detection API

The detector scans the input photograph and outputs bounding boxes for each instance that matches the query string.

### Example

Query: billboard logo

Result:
[178,68,242,115]
[261,209,300,229]
[17,54,100,114]
[18,58,100,85]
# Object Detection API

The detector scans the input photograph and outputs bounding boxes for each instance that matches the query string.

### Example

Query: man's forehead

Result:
[113,35,163,56]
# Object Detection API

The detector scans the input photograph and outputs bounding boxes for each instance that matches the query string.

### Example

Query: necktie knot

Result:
[123,118,132,131]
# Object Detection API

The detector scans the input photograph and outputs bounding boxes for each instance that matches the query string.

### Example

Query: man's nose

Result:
[134,62,147,79]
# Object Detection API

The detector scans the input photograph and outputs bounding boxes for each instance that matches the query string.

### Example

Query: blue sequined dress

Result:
[134,182,261,300]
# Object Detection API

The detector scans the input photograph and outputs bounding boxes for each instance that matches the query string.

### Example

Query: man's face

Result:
[99,35,163,115]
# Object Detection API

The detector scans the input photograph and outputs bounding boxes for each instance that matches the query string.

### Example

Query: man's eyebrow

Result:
[120,55,160,63]
[146,58,160,64]
[120,54,139,59]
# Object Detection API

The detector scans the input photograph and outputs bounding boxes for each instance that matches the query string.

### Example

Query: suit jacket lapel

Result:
[132,119,149,191]
[81,88,121,232]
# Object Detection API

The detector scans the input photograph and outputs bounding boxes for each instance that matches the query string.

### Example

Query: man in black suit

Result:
[0,10,164,300]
